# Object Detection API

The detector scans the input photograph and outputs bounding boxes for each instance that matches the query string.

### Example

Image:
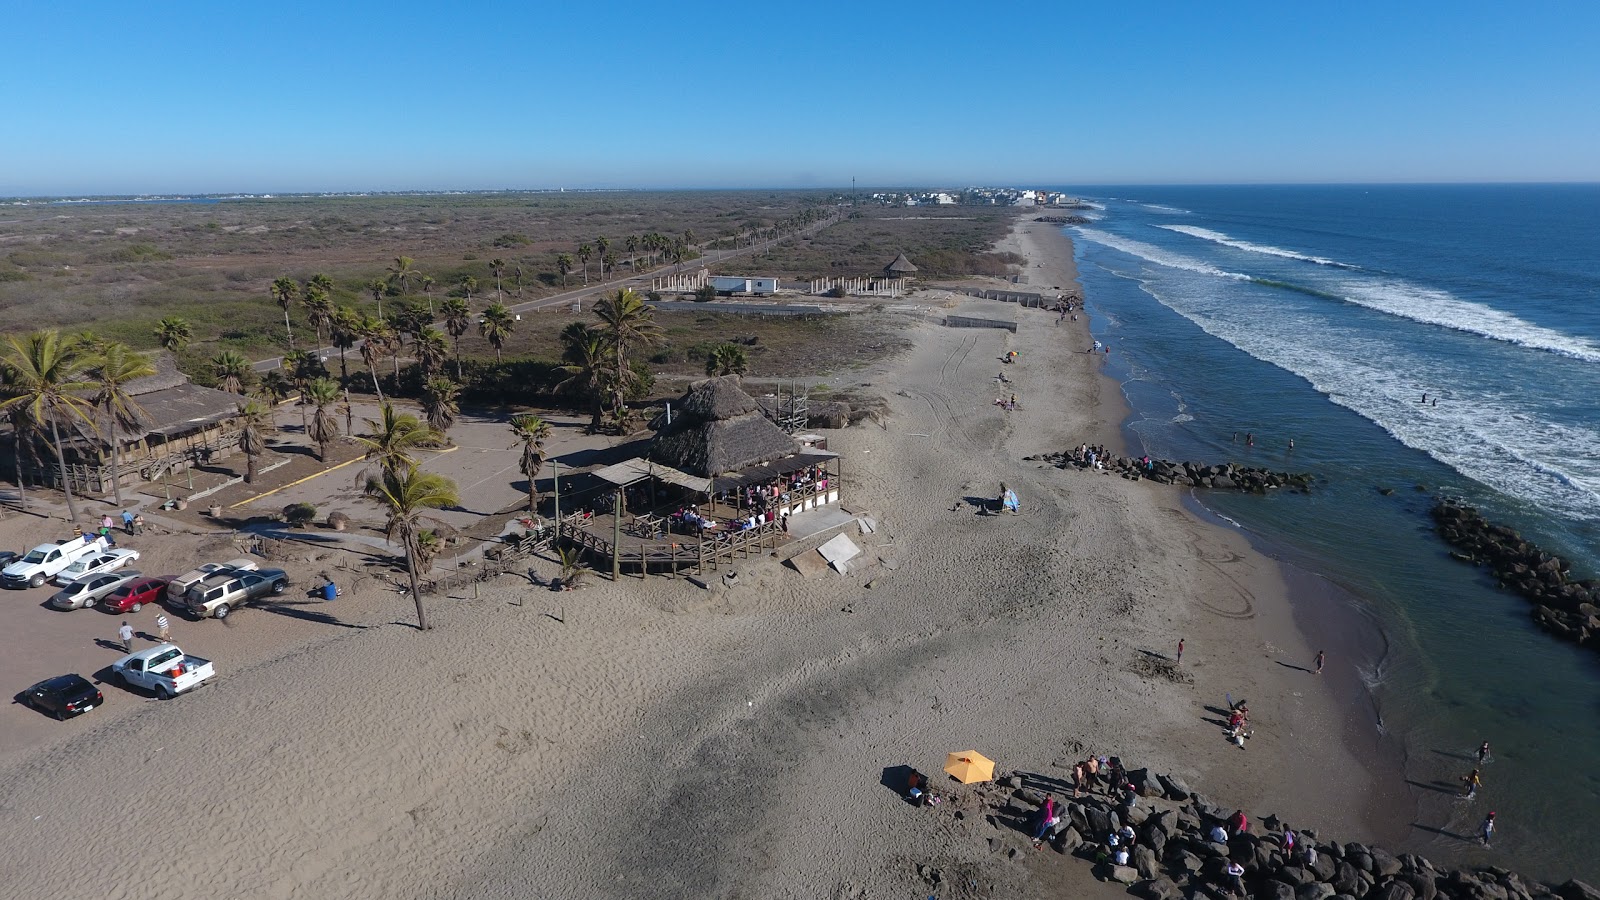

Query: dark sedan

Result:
[18,674,103,720]
[101,576,172,614]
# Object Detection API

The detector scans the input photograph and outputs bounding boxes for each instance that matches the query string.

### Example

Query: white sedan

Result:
[52,549,141,586]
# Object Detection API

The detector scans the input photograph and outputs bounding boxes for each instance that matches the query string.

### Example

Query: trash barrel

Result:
[322,582,338,601]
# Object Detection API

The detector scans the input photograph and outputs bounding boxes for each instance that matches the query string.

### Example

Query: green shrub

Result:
[283,502,318,527]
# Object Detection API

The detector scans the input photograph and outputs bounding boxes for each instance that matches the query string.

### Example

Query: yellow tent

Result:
[943,750,996,784]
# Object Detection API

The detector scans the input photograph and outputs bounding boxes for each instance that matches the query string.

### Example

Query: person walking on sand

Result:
[1480,811,1496,847]
[117,621,134,653]
[132,513,146,535]
[156,613,170,643]
[1176,639,1185,665]
[1478,741,1492,764]
[121,509,135,533]
[1315,650,1325,674]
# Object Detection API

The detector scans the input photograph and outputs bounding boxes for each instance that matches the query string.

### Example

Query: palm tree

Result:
[310,272,336,299]
[420,377,460,438]
[356,314,394,402]
[387,256,419,297]
[355,402,438,475]
[705,343,750,376]
[509,413,551,514]
[414,327,449,379]
[329,306,359,385]
[478,303,514,362]
[595,236,610,280]
[235,398,274,485]
[489,258,506,300]
[683,229,696,251]
[0,331,99,521]
[441,297,470,379]
[303,377,342,462]
[602,252,617,278]
[625,234,639,270]
[593,288,660,424]
[363,463,459,630]
[153,316,193,353]
[270,276,300,349]
[256,370,293,405]
[556,253,573,286]
[85,343,155,505]
[367,278,389,320]
[577,243,592,285]
[557,323,609,432]
[302,283,333,346]
[281,349,317,433]
[419,274,437,313]
[212,350,253,394]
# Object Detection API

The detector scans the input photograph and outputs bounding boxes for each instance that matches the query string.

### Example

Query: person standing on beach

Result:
[1315,650,1325,674]
[117,621,134,653]
[156,613,170,643]
[1176,639,1185,665]
[1480,812,1496,847]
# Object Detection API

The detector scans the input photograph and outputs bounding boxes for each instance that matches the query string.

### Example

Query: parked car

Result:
[0,550,19,569]
[2,535,109,589]
[110,644,215,698]
[100,576,172,614]
[17,674,103,720]
[52,548,141,586]
[184,567,290,619]
[48,571,141,610]
[167,558,258,601]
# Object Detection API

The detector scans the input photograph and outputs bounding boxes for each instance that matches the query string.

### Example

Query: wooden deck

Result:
[556,511,789,578]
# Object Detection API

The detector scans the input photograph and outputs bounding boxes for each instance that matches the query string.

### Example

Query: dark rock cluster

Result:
[1431,499,1600,650]
[990,768,1597,900]
[1034,215,1093,225]
[1027,450,1314,493]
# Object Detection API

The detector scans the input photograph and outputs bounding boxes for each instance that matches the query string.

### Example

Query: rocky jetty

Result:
[1431,499,1600,651]
[970,765,1597,900]
[1027,450,1314,494]
[1034,214,1093,225]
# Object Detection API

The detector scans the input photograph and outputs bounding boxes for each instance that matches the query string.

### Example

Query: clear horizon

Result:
[4,1,1598,195]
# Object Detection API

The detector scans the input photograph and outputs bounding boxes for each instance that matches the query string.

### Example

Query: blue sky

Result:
[3,1,1597,194]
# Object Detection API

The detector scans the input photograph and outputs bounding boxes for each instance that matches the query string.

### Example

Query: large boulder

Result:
[1559,882,1600,900]
[1369,882,1415,900]
[1397,873,1437,900]
[1086,806,1113,838]
[1157,773,1192,801]
[1257,882,1297,900]
[1332,861,1368,897]
[1133,845,1161,880]
[1370,848,1404,879]
[1297,884,1337,900]
[1310,853,1339,882]
[1134,877,1185,900]
[1110,865,1141,885]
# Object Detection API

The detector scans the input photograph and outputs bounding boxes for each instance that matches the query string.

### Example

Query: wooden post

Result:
[551,459,561,528]
[612,489,622,580]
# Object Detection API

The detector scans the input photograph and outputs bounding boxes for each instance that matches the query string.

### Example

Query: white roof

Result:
[591,457,712,493]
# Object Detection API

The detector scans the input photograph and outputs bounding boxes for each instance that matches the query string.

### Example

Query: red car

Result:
[100,576,171,614]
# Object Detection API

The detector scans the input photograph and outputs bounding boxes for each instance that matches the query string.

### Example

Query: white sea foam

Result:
[1333,277,1600,363]
[1141,204,1190,214]
[1157,225,1358,269]
[1074,229,1250,280]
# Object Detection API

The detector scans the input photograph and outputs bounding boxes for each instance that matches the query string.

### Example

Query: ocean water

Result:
[1064,185,1600,882]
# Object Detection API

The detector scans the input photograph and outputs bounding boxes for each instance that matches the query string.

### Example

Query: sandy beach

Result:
[0,219,1403,899]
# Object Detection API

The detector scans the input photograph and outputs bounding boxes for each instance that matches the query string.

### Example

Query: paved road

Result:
[252,216,842,375]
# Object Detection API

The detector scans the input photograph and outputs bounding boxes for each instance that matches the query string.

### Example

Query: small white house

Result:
[710,276,779,296]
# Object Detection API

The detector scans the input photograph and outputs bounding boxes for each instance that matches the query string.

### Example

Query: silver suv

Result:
[183,567,289,620]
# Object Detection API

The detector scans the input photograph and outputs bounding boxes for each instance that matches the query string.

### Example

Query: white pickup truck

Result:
[2,535,110,589]
[110,644,216,699]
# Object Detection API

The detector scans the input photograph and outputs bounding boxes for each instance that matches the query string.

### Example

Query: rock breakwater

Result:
[1431,499,1600,652]
[1027,449,1315,493]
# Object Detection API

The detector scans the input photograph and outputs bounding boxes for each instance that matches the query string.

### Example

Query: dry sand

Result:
[0,219,1399,899]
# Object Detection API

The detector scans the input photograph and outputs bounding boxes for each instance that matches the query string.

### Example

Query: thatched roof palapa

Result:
[884,253,918,275]
[650,376,803,478]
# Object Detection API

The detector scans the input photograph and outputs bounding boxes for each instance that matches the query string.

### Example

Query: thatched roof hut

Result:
[651,376,802,478]
[884,253,918,276]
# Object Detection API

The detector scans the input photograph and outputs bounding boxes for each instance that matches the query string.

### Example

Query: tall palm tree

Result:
[256,370,293,406]
[356,315,394,402]
[705,343,750,376]
[577,244,592,285]
[556,323,609,432]
[414,327,449,379]
[355,402,438,475]
[420,377,460,438]
[302,284,333,346]
[212,350,253,395]
[595,236,610,280]
[625,234,639,270]
[270,276,300,349]
[441,297,470,379]
[367,278,389,320]
[509,413,551,513]
[593,288,660,423]
[303,377,342,462]
[419,274,437,313]
[458,274,477,302]
[310,272,336,300]
[363,463,458,630]
[329,306,359,386]
[85,342,155,505]
[387,256,419,297]
[556,253,573,287]
[0,331,98,521]
[153,317,193,353]
[235,398,274,484]
[489,258,506,301]
[478,303,514,362]
[603,252,617,278]
[281,349,317,433]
